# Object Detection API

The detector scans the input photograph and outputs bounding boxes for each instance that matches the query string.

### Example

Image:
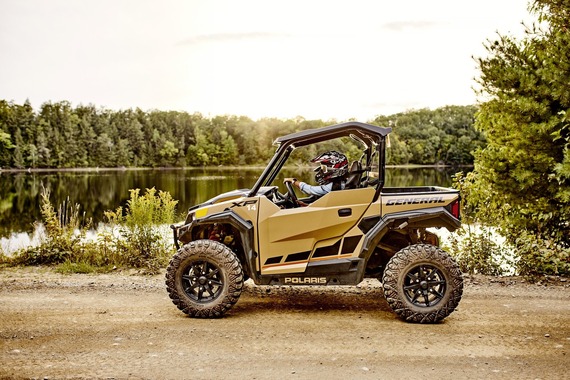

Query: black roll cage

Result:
[248,122,392,202]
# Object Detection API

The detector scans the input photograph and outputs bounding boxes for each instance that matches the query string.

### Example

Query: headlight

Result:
[184,212,195,224]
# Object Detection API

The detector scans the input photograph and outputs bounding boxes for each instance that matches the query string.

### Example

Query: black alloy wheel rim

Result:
[403,264,447,307]
[181,260,224,303]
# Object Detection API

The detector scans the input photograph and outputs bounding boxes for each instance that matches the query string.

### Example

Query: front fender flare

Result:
[174,211,258,283]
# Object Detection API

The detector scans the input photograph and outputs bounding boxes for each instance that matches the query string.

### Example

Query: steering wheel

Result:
[284,180,300,208]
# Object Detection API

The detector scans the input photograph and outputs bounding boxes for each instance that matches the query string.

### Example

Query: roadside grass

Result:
[5,186,177,275]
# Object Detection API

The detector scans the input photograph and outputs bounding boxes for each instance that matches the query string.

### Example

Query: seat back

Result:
[345,161,362,189]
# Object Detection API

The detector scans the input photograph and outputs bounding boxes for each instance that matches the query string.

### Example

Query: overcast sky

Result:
[0,0,534,121]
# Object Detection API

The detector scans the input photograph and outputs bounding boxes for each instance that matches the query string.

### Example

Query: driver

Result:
[284,150,349,197]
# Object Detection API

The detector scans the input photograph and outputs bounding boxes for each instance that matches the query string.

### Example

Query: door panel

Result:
[258,188,375,275]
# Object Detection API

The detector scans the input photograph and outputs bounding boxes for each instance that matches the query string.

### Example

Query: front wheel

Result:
[382,244,463,323]
[165,239,244,318]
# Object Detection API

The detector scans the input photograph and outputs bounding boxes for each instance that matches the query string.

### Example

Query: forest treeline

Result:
[0,101,483,169]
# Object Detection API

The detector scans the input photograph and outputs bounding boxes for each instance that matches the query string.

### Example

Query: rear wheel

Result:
[382,244,463,323]
[165,240,243,318]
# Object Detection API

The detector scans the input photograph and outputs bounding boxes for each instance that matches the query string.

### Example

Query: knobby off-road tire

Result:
[165,239,244,318]
[382,244,463,323]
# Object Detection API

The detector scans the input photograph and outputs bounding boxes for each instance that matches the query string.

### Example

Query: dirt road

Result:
[0,267,568,380]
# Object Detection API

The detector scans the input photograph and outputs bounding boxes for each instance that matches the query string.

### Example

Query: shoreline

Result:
[0,164,473,174]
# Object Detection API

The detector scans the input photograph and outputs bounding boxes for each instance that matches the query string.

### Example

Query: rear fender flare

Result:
[359,207,460,260]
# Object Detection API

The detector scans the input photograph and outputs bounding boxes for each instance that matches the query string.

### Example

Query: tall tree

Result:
[0,130,14,168]
[0,101,15,167]
[468,0,570,274]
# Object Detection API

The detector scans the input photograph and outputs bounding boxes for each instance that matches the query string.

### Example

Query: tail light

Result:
[446,199,461,220]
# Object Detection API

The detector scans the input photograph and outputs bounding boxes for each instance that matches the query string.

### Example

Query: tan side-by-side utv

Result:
[166,122,463,323]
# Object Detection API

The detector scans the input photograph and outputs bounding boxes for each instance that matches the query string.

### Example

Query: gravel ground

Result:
[0,267,569,380]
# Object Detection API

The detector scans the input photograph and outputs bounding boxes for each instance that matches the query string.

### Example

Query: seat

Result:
[345,161,362,189]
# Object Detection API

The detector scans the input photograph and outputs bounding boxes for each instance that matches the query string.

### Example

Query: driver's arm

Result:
[284,178,331,196]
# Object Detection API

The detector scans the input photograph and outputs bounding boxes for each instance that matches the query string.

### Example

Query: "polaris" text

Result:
[284,277,327,285]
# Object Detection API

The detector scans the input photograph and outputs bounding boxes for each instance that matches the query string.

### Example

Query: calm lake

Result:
[0,166,463,237]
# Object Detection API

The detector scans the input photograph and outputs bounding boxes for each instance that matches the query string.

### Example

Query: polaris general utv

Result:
[166,122,463,323]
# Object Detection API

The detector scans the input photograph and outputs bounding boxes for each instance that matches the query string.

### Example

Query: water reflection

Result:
[0,167,462,237]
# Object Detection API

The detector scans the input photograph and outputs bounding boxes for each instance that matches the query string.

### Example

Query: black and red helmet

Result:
[311,150,349,185]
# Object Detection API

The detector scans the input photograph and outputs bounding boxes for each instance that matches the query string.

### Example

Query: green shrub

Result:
[447,225,512,275]
[10,186,178,274]
[514,231,570,276]
[0,247,10,266]
[452,171,569,276]
[55,260,114,274]
[449,172,505,275]
[104,187,178,273]
[12,187,90,266]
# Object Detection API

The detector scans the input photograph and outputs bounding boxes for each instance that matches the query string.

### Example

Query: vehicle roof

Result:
[274,121,392,148]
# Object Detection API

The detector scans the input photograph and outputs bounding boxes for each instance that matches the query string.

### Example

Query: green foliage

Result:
[104,188,177,273]
[447,225,511,276]
[513,230,570,276]
[375,105,485,165]
[0,130,15,167]
[8,187,178,274]
[55,260,114,274]
[12,187,91,265]
[0,100,483,169]
[0,246,9,266]
[106,188,178,227]
[467,0,570,275]
[447,172,513,275]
